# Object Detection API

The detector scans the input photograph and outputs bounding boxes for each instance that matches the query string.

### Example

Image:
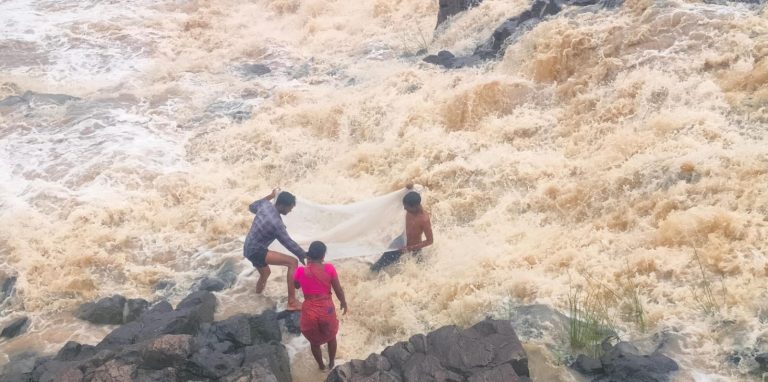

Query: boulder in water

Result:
[276,309,301,334]
[1,316,29,338]
[436,0,483,27]
[75,295,127,325]
[327,318,530,381]
[241,63,272,77]
[125,298,150,323]
[0,275,17,304]
[425,0,625,68]
[0,351,37,382]
[593,341,679,382]
[31,291,291,382]
[756,352,768,371]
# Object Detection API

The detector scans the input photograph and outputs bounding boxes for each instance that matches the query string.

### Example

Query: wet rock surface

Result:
[424,0,624,68]
[9,291,292,382]
[326,318,531,382]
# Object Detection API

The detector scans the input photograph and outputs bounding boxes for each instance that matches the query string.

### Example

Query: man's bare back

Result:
[404,208,433,252]
[370,190,433,272]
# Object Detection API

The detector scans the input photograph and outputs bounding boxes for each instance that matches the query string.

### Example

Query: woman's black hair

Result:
[307,241,327,260]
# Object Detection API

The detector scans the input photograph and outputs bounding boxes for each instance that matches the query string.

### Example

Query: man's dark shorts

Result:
[245,247,268,268]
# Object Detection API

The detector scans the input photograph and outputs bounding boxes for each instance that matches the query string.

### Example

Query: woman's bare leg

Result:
[264,250,300,310]
[310,344,325,370]
[328,338,337,369]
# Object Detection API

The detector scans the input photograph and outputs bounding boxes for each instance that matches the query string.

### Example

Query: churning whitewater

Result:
[1,0,767,380]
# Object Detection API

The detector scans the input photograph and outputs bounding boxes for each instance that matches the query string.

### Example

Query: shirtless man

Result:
[370,187,433,272]
[244,189,307,311]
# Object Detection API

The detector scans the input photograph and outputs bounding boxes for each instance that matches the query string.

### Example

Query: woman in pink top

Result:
[293,241,348,370]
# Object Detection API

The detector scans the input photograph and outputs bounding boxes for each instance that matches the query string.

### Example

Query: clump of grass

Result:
[396,23,432,56]
[567,284,615,358]
[689,247,726,316]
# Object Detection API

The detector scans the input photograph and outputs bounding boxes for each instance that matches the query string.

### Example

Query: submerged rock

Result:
[437,0,483,27]
[327,318,530,382]
[205,100,253,122]
[0,275,17,307]
[76,295,127,325]
[241,63,272,77]
[276,309,301,334]
[581,341,679,382]
[1,316,29,338]
[424,0,624,68]
[756,353,768,371]
[75,295,149,325]
[0,351,37,382]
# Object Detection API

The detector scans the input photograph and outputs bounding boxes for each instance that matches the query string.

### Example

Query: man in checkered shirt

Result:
[244,188,307,311]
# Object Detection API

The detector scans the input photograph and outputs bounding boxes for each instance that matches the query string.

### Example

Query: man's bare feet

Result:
[317,363,326,371]
[328,360,335,370]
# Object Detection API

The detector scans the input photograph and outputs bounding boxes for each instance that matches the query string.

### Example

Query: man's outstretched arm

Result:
[248,188,279,214]
[276,225,306,265]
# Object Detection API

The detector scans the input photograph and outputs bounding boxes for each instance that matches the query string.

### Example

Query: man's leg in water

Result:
[255,265,271,293]
[370,250,402,272]
[264,251,301,310]
[370,234,405,272]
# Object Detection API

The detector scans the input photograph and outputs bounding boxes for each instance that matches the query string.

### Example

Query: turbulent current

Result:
[1,0,767,380]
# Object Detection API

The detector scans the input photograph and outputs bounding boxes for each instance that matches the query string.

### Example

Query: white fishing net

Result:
[269,187,422,260]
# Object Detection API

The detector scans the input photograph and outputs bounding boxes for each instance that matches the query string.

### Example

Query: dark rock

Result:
[210,314,258,347]
[216,261,238,288]
[198,277,227,292]
[1,316,29,338]
[756,353,768,371]
[83,359,137,381]
[153,279,175,291]
[36,290,292,382]
[98,295,214,349]
[572,354,603,375]
[596,341,678,382]
[437,0,483,27]
[468,363,522,382]
[55,341,98,362]
[135,367,180,382]
[139,334,196,369]
[177,290,217,322]
[327,318,528,381]
[125,298,150,323]
[186,346,244,379]
[221,365,280,382]
[248,309,282,343]
[276,309,301,334]
[0,351,37,382]
[0,275,17,303]
[0,96,27,108]
[241,63,272,77]
[423,50,456,68]
[76,295,127,325]
[242,342,292,382]
[475,0,563,59]
[426,0,625,68]
[205,100,252,122]
[21,91,79,106]
[32,357,83,382]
